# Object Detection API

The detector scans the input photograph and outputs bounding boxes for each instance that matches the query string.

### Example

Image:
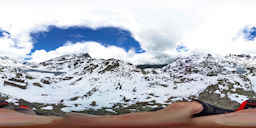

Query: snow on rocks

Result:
[0,53,255,115]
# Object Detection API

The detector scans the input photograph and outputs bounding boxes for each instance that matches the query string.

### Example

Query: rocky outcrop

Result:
[4,80,27,89]
[0,53,255,115]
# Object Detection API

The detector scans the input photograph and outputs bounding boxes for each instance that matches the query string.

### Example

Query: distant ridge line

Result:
[136,64,168,69]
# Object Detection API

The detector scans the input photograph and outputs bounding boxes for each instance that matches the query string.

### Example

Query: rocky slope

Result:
[0,53,255,115]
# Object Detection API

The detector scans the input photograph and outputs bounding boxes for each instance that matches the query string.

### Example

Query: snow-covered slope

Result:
[0,53,255,115]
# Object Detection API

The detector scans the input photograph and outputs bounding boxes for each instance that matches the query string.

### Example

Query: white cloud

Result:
[1,0,256,63]
[182,1,256,55]
[0,33,32,59]
[30,42,127,62]
[30,41,167,64]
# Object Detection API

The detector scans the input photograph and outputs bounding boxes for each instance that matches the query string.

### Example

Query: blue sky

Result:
[243,26,256,41]
[0,30,7,38]
[29,25,256,55]
[30,26,145,54]
[176,45,189,52]
[2,25,256,56]
[1,24,255,60]
[0,31,3,37]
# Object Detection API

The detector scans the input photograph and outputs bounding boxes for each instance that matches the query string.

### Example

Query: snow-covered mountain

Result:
[0,53,255,115]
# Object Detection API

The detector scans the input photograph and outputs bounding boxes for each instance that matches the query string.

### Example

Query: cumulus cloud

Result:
[30,41,171,64]
[0,32,32,59]
[1,0,256,63]
[30,42,128,62]
[182,1,256,55]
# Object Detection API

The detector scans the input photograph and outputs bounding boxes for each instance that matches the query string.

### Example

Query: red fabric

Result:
[19,105,30,110]
[247,103,256,106]
[236,100,248,111]
[0,102,8,105]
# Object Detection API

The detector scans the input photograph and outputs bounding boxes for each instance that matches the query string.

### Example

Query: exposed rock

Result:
[40,79,51,84]
[136,64,168,69]
[90,101,97,106]
[0,53,256,116]
[62,76,73,80]
[33,82,42,88]
[8,78,25,83]
[4,80,27,89]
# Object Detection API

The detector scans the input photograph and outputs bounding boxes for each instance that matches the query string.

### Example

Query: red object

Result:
[236,100,248,111]
[0,102,8,106]
[19,105,30,110]
[247,102,256,106]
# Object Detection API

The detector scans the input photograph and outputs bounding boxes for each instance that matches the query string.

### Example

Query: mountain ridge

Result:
[0,53,255,115]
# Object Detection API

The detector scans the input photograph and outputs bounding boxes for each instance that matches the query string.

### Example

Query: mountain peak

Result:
[0,53,255,115]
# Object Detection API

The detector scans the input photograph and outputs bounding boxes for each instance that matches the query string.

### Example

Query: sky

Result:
[1,0,256,64]
[0,31,4,37]
[30,26,144,53]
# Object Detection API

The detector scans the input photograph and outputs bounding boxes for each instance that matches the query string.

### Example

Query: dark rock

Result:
[4,81,27,89]
[41,78,51,84]
[8,78,25,83]
[99,60,120,73]
[33,82,42,88]
[90,101,97,106]
[207,71,218,76]
[62,77,73,80]
[70,96,80,101]
[136,64,168,69]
